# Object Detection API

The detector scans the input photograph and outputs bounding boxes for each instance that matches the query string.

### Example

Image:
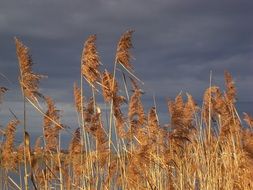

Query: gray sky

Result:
[0,0,253,134]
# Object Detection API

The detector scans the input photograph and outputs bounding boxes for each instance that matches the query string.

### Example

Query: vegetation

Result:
[0,30,253,190]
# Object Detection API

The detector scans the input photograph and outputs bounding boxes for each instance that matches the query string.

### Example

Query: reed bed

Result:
[0,30,253,190]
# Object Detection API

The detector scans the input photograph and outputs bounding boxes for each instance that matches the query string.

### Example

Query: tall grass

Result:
[0,31,253,190]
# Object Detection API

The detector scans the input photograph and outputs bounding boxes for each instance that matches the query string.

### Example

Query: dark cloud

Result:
[1,0,253,131]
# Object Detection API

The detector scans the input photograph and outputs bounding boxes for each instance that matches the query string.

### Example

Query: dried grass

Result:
[81,35,101,85]
[15,37,45,103]
[0,32,252,190]
[115,30,134,70]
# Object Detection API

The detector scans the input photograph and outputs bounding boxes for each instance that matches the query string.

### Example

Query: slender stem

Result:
[58,134,63,190]
[119,63,144,85]
[208,70,212,142]
[80,70,90,188]
[25,97,73,136]
[23,95,29,190]
[107,61,117,188]
[18,165,23,189]
[121,71,130,101]
[92,87,97,112]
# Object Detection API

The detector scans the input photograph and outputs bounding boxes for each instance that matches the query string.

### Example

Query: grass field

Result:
[0,30,253,190]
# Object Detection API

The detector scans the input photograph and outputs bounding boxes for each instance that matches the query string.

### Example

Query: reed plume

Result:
[69,128,82,155]
[115,30,134,70]
[210,72,240,136]
[101,69,127,137]
[15,37,45,103]
[86,106,107,145]
[83,100,108,167]
[43,96,63,151]
[168,93,197,145]
[168,93,184,128]
[34,136,43,155]
[83,98,107,144]
[73,82,83,114]
[128,79,146,127]
[147,107,159,135]
[68,128,83,185]
[224,70,236,103]
[101,70,118,102]
[83,97,95,123]
[81,35,101,85]
[243,113,253,129]
[202,86,219,125]
[1,119,19,170]
[112,95,127,138]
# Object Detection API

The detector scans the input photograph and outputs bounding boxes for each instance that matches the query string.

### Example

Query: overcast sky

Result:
[0,0,253,134]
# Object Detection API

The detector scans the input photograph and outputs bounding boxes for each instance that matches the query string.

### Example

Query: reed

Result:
[0,32,252,190]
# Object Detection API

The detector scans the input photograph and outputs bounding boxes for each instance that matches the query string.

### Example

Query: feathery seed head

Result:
[81,34,101,85]
[101,70,118,102]
[15,37,45,103]
[73,82,83,113]
[224,70,236,103]
[115,30,134,70]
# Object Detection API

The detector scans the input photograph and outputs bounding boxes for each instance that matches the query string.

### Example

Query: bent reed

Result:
[0,30,253,190]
